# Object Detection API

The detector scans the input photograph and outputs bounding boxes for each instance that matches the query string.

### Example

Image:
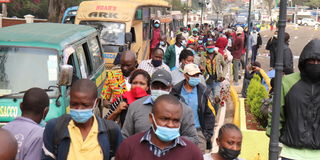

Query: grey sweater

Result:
[121,96,199,144]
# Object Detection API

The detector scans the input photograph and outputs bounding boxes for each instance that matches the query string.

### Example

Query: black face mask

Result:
[219,147,240,160]
[122,70,132,77]
[151,59,162,67]
[303,63,320,82]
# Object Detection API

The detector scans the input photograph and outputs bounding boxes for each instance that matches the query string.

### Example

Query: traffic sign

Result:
[0,0,11,3]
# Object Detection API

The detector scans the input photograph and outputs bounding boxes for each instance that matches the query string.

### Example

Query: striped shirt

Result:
[140,129,186,157]
[138,59,170,76]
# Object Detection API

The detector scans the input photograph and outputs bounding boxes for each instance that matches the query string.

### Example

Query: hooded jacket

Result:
[269,39,320,149]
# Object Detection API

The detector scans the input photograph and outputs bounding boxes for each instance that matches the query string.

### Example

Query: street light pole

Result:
[269,0,287,159]
[242,0,252,89]
[200,0,204,25]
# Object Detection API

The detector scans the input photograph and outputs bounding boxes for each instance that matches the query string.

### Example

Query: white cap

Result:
[183,63,201,76]
[154,20,160,24]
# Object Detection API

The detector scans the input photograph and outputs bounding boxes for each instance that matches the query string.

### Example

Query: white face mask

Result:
[151,90,170,101]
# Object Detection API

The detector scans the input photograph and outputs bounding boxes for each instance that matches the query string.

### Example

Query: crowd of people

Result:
[4,20,319,160]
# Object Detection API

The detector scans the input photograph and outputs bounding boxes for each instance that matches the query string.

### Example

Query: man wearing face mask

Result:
[3,88,49,160]
[188,28,199,43]
[171,49,206,86]
[201,41,227,104]
[101,51,137,100]
[156,35,170,53]
[42,79,123,160]
[164,34,186,71]
[150,20,161,55]
[121,69,198,144]
[116,95,203,160]
[171,63,215,153]
[138,48,170,76]
[267,39,320,160]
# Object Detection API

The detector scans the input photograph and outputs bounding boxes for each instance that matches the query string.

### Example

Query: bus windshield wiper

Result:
[0,89,53,98]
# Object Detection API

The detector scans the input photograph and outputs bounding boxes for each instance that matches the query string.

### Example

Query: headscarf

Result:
[215,37,229,55]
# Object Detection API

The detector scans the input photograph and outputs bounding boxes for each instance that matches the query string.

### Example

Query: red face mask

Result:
[123,86,149,104]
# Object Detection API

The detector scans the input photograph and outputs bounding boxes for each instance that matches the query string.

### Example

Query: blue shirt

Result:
[181,86,200,128]
[3,117,44,160]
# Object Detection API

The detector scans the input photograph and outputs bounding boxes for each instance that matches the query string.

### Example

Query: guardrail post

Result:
[24,14,35,23]
[0,14,2,28]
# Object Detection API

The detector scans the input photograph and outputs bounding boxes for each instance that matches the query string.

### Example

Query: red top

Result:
[151,28,161,49]
[115,132,204,160]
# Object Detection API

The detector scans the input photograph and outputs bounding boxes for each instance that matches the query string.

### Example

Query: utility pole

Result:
[269,0,287,158]
[242,0,252,90]
[200,0,204,25]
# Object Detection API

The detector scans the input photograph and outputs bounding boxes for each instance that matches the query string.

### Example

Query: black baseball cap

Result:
[151,69,172,86]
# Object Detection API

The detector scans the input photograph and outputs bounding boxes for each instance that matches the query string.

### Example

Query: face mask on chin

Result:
[151,113,180,142]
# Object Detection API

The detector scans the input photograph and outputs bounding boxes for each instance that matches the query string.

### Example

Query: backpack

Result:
[53,114,119,159]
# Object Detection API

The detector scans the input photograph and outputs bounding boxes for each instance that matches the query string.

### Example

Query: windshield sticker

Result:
[0,89,12,96]
[47,56,58,81]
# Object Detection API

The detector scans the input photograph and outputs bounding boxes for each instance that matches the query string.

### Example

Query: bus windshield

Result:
[80,21,125,46]
[0,47,59,97]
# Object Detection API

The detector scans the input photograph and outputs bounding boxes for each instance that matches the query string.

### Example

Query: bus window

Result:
[75,44,91,78]
[88,37,104,70]
[130,27,136,43]
[143,23,150,41]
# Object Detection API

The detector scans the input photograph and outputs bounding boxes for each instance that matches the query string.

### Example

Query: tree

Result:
[264,0,274,17]
[47,0,66,22]
[306,0,320,8]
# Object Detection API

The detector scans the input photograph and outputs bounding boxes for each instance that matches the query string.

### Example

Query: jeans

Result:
[206,81,221,98]
[232,59,241,83]
[251,45,259,62]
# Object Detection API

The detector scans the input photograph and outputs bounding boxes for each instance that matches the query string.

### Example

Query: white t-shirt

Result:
[125,76,131,90]
[175,45,184,68]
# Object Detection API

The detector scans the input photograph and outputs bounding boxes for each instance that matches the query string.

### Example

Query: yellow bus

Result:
[75,0,171,68]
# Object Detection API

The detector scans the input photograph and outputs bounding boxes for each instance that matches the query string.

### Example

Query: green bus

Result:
[0,23,107,124]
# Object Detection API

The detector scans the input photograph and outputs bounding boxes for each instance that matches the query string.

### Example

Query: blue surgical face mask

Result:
[181,40,187,47]
[154,23,160,28]
[70,99,96,123]
[198,40,203,44]
[70,108,94,123]
[188,77,200,87]
[208,38,213,41]
[151,90,170,101]
[207,48,215,54]
[151,113,180,142]
[160,41,165,46]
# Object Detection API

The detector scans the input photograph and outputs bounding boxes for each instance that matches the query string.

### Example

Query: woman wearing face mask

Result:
[203,123,243,160]
[106,69,151,126]
[215,37,233,106]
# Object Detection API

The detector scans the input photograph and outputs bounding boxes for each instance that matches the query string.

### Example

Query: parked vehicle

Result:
[0,23,106,124]
[75,0,171,68]
[299,18,320,26]
[61,6,78,24]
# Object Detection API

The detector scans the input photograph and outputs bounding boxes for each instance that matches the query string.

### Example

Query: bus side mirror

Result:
[58,64,73,86]
[125,32,132,44]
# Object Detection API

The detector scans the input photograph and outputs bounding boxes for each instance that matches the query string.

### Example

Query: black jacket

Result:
[266,37,278,68]
[170,80,215,141]
[278,39,320,149]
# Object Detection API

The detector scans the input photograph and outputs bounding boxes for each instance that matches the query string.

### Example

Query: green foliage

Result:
[306,0,320,8]
[246,74,269,120]
[6,0,84,19]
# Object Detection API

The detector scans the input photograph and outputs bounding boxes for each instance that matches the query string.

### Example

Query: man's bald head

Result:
[120,50,137,77]
[0,128,17,160]
[152,94,182,116]
[70,79,97,100]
